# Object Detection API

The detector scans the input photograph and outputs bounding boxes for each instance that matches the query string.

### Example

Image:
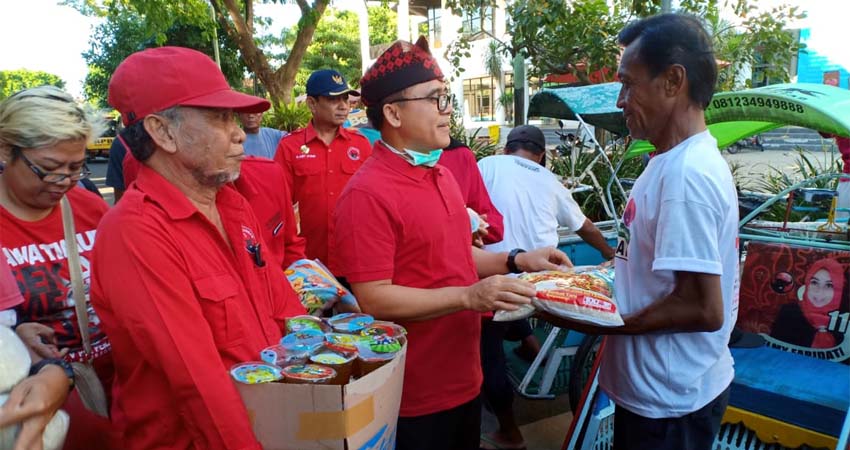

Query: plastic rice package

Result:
[285,259,359,313]
[494,266,623,327]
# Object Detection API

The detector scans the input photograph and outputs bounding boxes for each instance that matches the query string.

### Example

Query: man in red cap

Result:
[274,69,372,274]
[91,46,305,450]
[333,37,571,450]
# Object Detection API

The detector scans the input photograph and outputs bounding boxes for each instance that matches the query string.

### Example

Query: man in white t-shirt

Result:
[479,125,614,258]
[541,14,739,450]
[238,111,287,159]
[477,124,614,450]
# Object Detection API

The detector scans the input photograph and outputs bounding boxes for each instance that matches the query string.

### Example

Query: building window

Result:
[463,76,495,122]
[462,6,494,36]
[427,8,442,48]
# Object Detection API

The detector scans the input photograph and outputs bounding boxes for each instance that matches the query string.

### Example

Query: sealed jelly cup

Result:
[360,322,407,340]
[281,329,325,353]
[325,333,366,352]
[281,364,337,385]
[327,313,374,334]
[260,344,309,367]
[230,362,283,384]
[310,347,356,385]
[355,335,402,377]
[285,315,328,334]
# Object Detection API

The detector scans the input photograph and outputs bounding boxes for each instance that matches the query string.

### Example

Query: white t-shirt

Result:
[599,130,740,418]
[478,155,586,253]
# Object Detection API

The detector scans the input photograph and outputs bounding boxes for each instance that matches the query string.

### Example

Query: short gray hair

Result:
[0,85,106,151]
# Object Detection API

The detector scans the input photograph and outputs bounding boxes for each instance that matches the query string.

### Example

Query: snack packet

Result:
[494,266,623,327]
[285,259,359,313]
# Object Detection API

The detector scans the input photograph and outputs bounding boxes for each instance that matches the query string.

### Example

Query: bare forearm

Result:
[576,220,615,260]
[351,284,469,322]
[472,247,510,278]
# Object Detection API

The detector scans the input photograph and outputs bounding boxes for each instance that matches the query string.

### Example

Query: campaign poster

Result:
[737,242,850,363]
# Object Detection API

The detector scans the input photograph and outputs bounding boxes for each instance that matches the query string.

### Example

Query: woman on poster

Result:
[770,258,848,349]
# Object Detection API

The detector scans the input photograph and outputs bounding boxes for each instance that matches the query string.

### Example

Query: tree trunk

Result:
[211,0,330,106]
[275,0,330,105]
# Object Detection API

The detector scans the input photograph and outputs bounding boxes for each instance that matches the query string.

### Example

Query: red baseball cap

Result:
[108,46,270,126]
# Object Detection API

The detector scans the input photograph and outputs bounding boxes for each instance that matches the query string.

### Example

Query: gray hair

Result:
[0,86,106,152]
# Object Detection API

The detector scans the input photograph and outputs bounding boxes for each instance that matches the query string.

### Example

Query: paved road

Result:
[87,158,114,205]
[723,147,840,190]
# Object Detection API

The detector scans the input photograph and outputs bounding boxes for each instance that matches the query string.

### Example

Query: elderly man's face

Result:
[348,95,360,110]
[238,112,263,134]
[172,107,246,187]
[616,38,673,143]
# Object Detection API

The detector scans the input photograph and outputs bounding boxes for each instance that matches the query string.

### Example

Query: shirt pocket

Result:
[192,274,246,348]
[341,156,361,174]
[293,161,323,195]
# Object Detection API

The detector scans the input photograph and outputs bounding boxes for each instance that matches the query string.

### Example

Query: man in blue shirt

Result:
[239,111,287,159]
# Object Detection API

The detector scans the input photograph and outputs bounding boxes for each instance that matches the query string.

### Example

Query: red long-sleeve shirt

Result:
[124,154,306,270]
[91,167,302,450]
[438,145,504,244]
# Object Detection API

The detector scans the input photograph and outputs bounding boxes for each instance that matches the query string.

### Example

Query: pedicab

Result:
[525,81,850,450]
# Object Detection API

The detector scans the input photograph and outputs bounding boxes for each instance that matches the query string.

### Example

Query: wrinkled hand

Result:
[0,365,70,450]
[516,247,572,273]
[464,275,535,312]
[15,323,68,362]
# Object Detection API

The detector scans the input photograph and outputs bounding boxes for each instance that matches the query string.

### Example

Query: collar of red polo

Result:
[372,141,436,181]
[135,164,242,220]
[303,121,353,144]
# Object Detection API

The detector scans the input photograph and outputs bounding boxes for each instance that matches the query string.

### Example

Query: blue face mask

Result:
[404,149,443,167]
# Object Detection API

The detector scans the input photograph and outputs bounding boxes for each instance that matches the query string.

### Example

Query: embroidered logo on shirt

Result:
[300,145,310,154]
[242,225,257,245]
[347,147,361,161]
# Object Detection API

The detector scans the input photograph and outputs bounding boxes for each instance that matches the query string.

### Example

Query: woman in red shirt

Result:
[0,86,116,449]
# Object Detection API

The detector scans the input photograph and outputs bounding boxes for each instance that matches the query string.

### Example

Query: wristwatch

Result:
[507,248,527,274]
[29,358,75,390]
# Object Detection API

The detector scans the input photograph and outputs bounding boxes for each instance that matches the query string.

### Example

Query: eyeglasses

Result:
[16,149,91,183]
[389,93,453,112]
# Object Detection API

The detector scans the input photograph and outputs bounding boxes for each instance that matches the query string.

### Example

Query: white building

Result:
[363,0,542,129]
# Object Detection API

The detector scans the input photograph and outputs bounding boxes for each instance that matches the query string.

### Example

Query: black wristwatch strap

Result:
[29,358,75,390]
[507,248,527,274]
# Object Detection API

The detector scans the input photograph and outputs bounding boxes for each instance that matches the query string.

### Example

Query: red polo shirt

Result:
[124,154,306,273]
[439,145,505,244]
[91,166,295,450]
[333,142,482,417]
[275,123,372,272]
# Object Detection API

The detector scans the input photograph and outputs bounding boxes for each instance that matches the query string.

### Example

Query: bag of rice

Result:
[493,266,623,327]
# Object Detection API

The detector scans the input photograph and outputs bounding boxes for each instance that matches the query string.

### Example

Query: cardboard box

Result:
[236,346,406,450]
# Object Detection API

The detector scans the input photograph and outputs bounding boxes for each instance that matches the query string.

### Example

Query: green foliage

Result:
[69,0,333,105]
[0,70,65,99]
[445,0,802,89]
[265,101,312,132]
[285,8,361,88]
[750,148,843,221]
[64,0,214,44]
[368,5,397,47]
[462,128,499,160]
[82,6,245,107]
[550,137,644,222]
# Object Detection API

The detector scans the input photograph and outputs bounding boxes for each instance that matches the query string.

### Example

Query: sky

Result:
[0,0,844,99]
